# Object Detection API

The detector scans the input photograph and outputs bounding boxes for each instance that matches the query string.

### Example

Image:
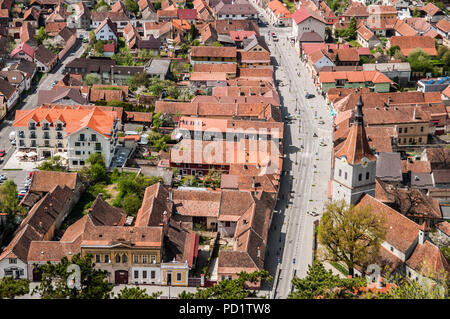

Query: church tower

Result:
[332,96,377,205]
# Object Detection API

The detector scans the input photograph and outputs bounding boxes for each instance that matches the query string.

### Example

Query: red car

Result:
[0,149,5,157]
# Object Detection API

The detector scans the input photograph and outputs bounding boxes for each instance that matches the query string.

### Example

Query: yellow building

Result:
[161,260,190,287]
[80,226,164,285]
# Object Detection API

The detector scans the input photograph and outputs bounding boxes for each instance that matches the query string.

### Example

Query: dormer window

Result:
[42,123,49,130]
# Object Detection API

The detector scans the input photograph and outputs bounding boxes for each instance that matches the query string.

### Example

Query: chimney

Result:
[418,222,429,245]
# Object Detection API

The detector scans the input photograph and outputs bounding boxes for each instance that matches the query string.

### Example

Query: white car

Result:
[307,211,319,217]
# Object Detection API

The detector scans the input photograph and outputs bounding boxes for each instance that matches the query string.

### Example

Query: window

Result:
[134,255,139,263]
[75,151,81,155]
[344,172,347,180]
[80,161,85,165]
[75,142,80,147]
[420,126,424,132]
[225,221,231,227]
[390,246,394,252]
[9,258,17,264]
[72,160,78,165]
[142,255,148,264]
[143,271,147,279]
[151,271,155,279]
[358,173,362,181]
[404,128,408,133]
[134,271,139,278]
[177,273,182,281]
[339,169,342,177]
[221,275,225,281]
[418,137,422,143]
[96,255,100,263]
[151,255,156,264]
[104,255,109,263]
[398,127,402,133]
[116,254,120,263]
[366,172,370,180]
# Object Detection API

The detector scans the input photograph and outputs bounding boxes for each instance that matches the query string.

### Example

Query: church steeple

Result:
[335,96,376,165]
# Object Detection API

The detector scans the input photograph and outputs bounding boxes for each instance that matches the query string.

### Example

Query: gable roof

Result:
[95,17,118,36]
[88,194,127,226]
[436,19,450,33]
[292,5,325,25]
[11,43,35,58]
[37,87,87,106]
[34,45,57,66]
[389,36,437,56]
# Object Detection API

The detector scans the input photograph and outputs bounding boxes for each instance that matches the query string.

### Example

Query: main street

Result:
[253,7,333,298]
[0,39,87,187]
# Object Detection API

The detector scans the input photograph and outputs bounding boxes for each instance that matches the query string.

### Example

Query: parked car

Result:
[307,211,319,217]
[272,35,278,42]
[305,93,315,99]
[0,149,5,157]
[0,174,6,180]
[284,114,296,121]
[318,120,325,125]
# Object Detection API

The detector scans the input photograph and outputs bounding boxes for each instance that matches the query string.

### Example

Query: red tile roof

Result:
[389,36,437,56]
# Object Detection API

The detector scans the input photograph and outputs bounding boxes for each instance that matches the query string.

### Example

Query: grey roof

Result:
[138,35,161,50]
[0,70,25,85]
[242,34,269,52]
[441,204,450,219]
[37,87,87,106]
[10,59,37,76]
[65,58,116,73]
[214,2,257,15]
[376,152,403,182]
[362,62,411,72]
[111,65,145,76]
[34,45,57,65]
[411,172,434,188]
[146,59,170,75]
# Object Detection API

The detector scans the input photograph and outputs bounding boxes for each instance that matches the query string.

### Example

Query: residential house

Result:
[111,66,145,85]
[341,4,369,22]
[387,36,437,57]
[13,105,120,169]
[103,43,116,58]
[212,0,258,20]
[0,79,19,111]
[95,17,118,41]
[63,58,116,83]
[23,7,40,28]
[436,19,450,48]
[421,2,446,23]
[190,46,237,65]
[418,76,450,93]
[8,59,37,91]
[404,17,432,35]
[362,62,411,86]
[266,0,292,27]
[318,70,393,93]
[357,25,381,48]
[237,50,270,68]
[37,88,87,106]
[353,194,450,282]
[66,1,91,30]
[20,22,37,48]
[199,23,218,45]
[137,34,161,55]
[393,19,417,37]
[90,11,131,36]
[123,22,140,50]
[138,0,157,21]
[10,43,35,62]
[145,59,171,80]
[0,71,26,96]
[291,6,326,46]
[34,45,58,73]
[178,9,197,23]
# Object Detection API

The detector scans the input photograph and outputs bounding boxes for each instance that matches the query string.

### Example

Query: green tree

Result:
[87,152,106,168]
[121,193,141,215]
[37,155,65,172]
[412,8,421,17]
[388,45,400,56]
[89,30,96,43]
[84,73,102,86]
[94,40,104,54]
[317,200,386,277]
[125,0,139,14]
[178,270,272,299]
[289,261,366,299]
[116,287,162,299]
[0,277,30,299]
[0,180,21,215]
[127,72,150,91]
[35,27,49,45]
[408,48,436,74]
[152,112,163,130]
[345,17,357,41]
[33,253,113,299]
[212,41,222,47]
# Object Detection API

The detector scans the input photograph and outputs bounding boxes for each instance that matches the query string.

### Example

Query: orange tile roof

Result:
[389,36,437,56]
[13,105,118,138]
[436,18,450,33]
[319,70,393,83]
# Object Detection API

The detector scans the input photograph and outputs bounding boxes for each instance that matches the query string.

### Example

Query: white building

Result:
[12,105,120,169]
[332,97,377,205]
[291,6,326,44]
[95,17,118,41]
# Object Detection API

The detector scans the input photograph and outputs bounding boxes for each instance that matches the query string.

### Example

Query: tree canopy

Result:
[116,287,162,299]
[178,270,272,299]
[317,200,386,277]
[289,261,366,299]
[0,277,30,299]
[407,48,436,75]
[32,253,113,299]
[37,155,65,172]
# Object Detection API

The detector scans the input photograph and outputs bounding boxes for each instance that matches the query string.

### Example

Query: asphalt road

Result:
[253,6,333,299]
[0,40,87,188]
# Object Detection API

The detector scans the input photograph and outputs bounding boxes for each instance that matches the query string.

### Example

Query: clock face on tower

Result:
[362,160,368,167]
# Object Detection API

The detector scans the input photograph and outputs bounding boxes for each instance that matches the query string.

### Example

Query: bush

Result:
[121,193,141,215]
